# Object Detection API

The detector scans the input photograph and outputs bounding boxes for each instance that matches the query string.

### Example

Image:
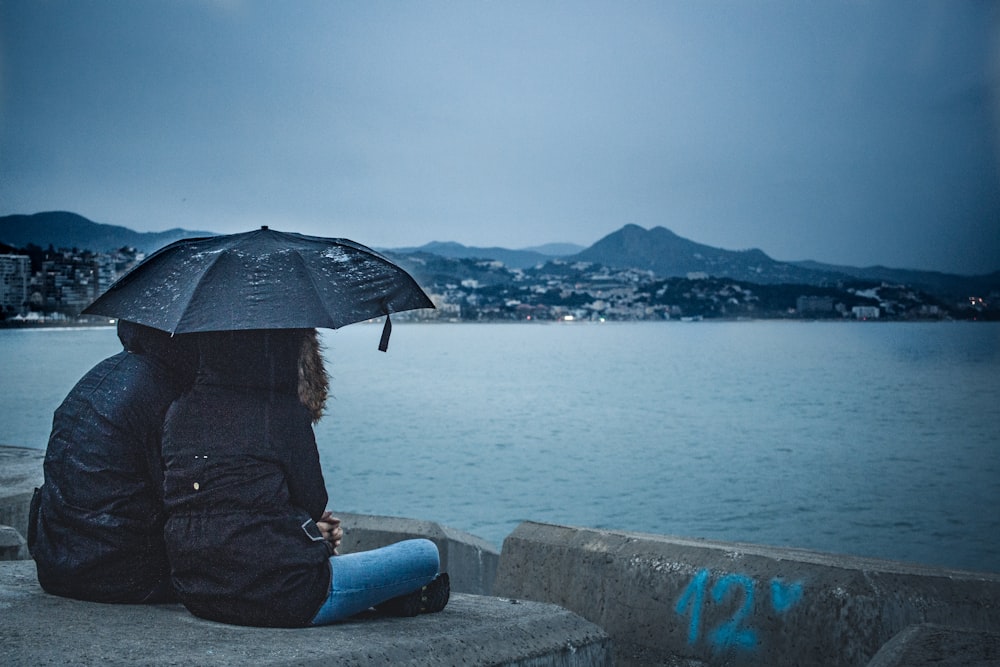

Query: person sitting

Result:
[28,320,198,603]
[161,328,448,627]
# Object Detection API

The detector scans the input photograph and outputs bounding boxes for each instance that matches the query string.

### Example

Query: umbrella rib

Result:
[290,234,432,315]
[289,248,349,329]
[83,239,229,334]
[319,241,434,315]
[165,247,230,334]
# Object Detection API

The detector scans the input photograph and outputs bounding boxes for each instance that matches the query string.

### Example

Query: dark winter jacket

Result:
[29,321,198,603]
[161,329,332,628]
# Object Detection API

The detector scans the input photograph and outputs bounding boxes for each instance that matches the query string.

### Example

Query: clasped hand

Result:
[317,511,343,555]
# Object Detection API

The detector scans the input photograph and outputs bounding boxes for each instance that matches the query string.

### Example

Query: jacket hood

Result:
[117,320,198,385]
[195,329,328,422]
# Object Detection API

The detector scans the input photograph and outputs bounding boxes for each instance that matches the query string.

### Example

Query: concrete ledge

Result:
[494,521,1000,667]
[0,526,28,560]
[0,560,611,666]
[866,623,1000,667]
[336,512,500,596]
[0,445,43,541]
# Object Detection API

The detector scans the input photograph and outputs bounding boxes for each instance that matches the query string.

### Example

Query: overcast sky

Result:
[1,1,998,274]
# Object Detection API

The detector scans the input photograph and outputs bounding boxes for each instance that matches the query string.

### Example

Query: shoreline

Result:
[2,317,996,331]
[0,319,115,330]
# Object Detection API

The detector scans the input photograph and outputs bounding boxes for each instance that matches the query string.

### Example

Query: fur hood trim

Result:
[298,329,328,423]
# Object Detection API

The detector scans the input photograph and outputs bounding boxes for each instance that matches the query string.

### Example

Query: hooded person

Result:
[28,320,198,603]
[161,328,448,628]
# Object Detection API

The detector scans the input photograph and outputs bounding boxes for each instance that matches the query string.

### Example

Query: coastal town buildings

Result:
[2,246,144,320]
[0,246,992,324]
[0,254,29,316]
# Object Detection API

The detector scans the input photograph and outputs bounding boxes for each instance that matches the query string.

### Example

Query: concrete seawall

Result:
[494,521,1000,666]
[336,511,499,595]
[3,444,999,666]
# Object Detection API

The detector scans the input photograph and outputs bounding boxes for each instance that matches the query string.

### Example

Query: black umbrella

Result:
[82,226,434,350]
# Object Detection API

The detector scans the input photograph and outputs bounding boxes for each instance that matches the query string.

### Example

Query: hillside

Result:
[790,259,1000,303]
[0,211,214,253]
[386,240,582,269]
[387,241,552,269]
[574,224,853,285]
[568,225,999,301]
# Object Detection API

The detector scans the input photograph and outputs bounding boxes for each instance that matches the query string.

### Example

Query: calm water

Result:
[2,322,998,573]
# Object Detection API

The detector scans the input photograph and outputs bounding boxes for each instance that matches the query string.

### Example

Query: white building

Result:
[0,254,30,315]
[851,305,880,320]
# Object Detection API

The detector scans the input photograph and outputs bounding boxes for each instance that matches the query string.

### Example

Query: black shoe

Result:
[377,573,450,617]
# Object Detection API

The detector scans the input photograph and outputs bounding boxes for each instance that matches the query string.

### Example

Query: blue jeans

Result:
[310,538,440,625]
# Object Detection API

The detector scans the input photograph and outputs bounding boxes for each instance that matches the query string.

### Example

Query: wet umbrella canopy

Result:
[82,227,434,350]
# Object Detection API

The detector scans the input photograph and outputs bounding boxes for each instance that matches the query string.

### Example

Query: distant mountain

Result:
[566,224,999,301]
[388,241,570,270]
[569,224,845,285]
[0,211,215,253]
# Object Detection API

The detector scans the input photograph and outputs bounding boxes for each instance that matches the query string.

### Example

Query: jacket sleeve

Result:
[279,411,328,520]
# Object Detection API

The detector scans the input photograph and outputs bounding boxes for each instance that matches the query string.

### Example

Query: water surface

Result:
[3,321,997,572]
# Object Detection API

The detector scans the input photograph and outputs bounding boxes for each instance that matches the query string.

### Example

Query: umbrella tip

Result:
[261,225,269,230]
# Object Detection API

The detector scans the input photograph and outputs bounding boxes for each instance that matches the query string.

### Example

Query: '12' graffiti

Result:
[675,569,804,652]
